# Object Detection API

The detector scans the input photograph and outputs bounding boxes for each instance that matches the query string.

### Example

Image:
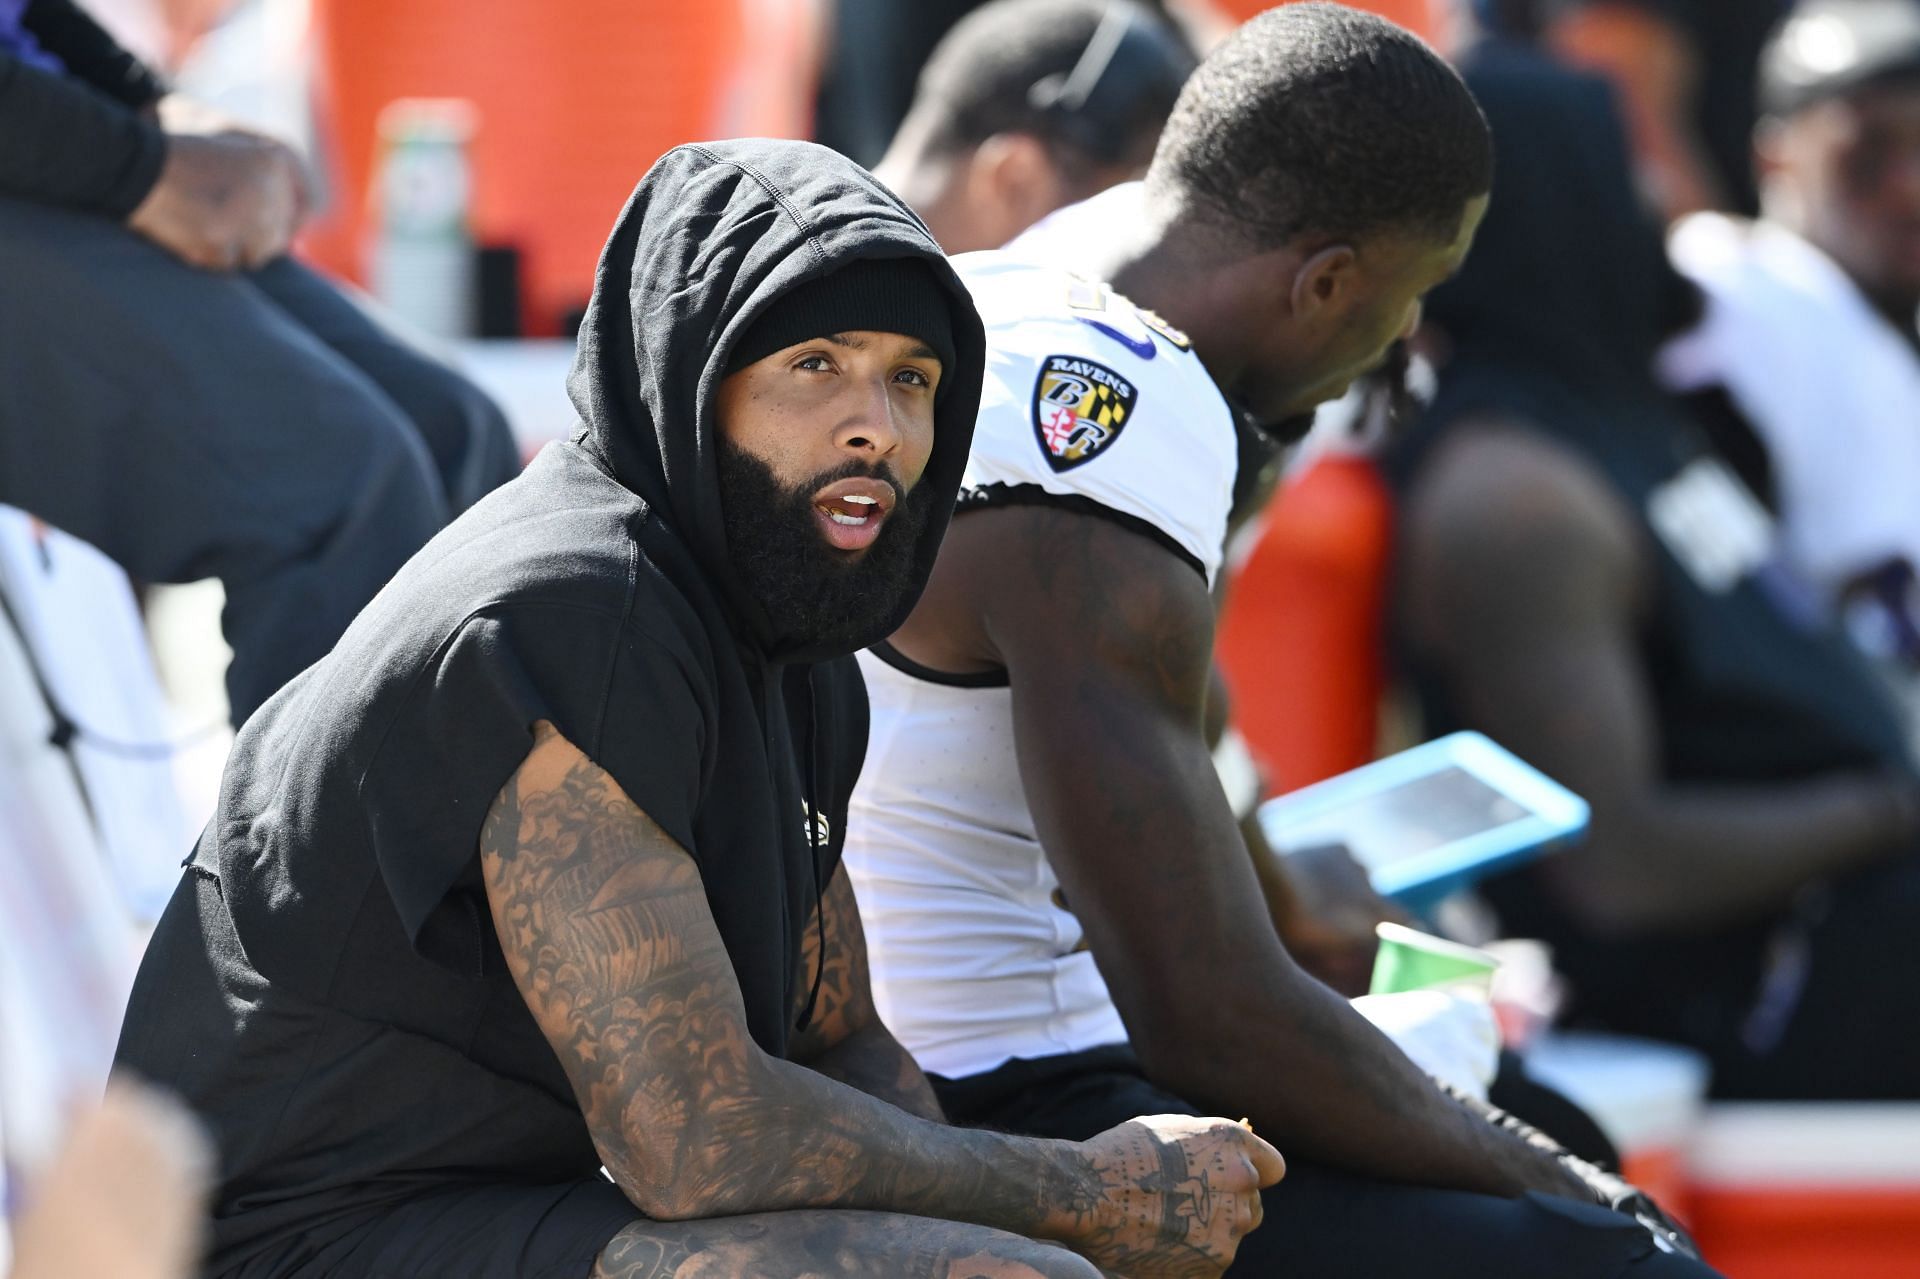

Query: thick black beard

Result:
[717,440,933,651]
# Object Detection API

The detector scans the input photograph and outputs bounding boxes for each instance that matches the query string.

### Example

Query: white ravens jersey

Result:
[951,250,1239,586]
[844,240,1238,1080]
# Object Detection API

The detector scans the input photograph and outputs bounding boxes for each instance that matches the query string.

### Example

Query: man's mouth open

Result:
[812,476,899,552]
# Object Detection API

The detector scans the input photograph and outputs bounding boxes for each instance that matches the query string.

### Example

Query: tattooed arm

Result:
[889,502,1593,1201]
[789,866,947,1121]
[481,720,1279,1274]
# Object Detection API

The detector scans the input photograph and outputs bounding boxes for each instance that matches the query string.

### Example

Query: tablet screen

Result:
[1268,766,1532,870]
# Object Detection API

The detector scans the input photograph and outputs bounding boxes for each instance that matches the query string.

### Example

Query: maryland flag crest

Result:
[1031,355,1138,473]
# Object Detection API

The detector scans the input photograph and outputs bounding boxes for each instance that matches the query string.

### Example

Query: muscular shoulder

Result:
[953,253,1238,586]
[1399,418,1648,655]
[1405,418,1640,567]
[984,502,1214,678]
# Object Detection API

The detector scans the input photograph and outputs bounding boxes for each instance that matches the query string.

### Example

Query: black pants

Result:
[0,197,520,724]
[935,1045,1725,1279]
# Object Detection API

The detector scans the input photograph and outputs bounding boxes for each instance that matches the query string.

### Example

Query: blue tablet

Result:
[1256,732,1589,908]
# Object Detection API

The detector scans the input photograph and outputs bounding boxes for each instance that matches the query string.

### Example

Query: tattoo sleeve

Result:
[790,867,947,1121]
[479,722,1096,1230]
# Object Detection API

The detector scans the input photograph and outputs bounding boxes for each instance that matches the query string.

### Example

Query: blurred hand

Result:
[8,1077,214,1279]
[128,96,310,271]
[1071,1114,1283,1278]
[1436,1074,1699,1255]
[1274,842,1410,997]
[1558,1153,1703,1260]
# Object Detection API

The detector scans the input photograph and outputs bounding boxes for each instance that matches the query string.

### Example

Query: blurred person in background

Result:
[1661,0,1920,669]
[850,7,1710,1273]
[816,0,1190,166]
[873,0,1194,254]
[1393,38,1920,1100]
[0,0,518,725]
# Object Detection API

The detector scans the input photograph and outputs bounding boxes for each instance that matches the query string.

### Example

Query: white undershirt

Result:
[848,649,1128,1078]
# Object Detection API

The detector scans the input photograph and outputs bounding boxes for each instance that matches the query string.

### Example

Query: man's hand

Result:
[8,1077,213,1279]
[1268,842,1407,997]
[1437,1076,1702,1258]
[1065,1116,1283,1279]
[127,98,308,271]
[1562,1155,1703,1260]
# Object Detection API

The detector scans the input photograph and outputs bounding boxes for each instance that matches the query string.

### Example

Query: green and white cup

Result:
[1369,922,1501,997]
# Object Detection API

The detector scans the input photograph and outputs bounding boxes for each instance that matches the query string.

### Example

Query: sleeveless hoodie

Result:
[114,139,985,1274]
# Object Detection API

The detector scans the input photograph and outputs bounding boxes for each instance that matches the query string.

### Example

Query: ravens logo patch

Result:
[1031,354,1138,472]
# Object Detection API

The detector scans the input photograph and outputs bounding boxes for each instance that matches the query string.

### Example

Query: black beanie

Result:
[725,257,956,380]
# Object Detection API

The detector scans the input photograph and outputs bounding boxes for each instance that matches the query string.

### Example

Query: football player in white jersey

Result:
[877,0,1403,1002]
[849,5,1713,1275]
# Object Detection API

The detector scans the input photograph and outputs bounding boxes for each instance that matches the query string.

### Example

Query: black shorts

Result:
[220,1178,638,1279]
[933,1045,1725,1279]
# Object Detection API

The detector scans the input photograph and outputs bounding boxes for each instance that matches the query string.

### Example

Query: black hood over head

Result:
[567,138,986,663]
[1424,44,1685,407]
[1384,46,1666,510]
[1392,44,1707,501]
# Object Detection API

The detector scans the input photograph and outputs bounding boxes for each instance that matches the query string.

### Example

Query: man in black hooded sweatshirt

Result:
[112,139,1280,1279]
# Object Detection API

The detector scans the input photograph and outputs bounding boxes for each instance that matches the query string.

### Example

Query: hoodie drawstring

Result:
[795,666,827,1033]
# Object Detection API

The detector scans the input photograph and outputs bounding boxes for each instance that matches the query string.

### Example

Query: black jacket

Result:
[114,139,985,1273]
[0,0,166,215]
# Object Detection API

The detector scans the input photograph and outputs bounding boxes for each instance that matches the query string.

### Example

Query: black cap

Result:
[725,257,957,379]
[1761,0,1920,118]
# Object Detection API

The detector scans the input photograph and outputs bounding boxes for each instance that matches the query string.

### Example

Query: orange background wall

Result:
[296,1,1436,334]
[301,0,817,334]
[1217,453,1396,797]
[1210,0,1441,42]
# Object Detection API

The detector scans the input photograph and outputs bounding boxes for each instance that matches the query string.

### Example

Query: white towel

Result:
[1353,990,1501,1101]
